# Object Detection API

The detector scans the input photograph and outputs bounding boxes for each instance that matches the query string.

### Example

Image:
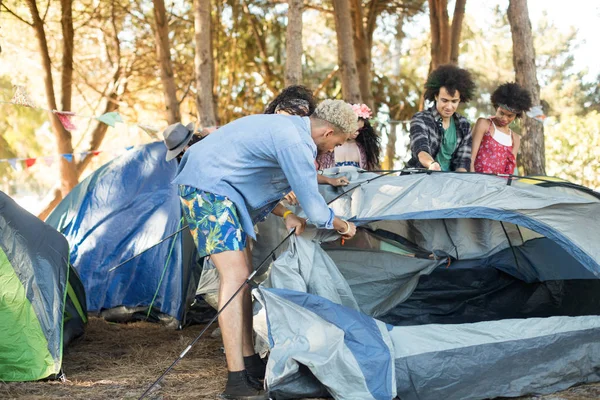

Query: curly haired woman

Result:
[471,82,533,175]
[316,103,381,171]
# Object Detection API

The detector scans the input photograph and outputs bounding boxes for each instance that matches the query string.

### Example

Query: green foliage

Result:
[0,76,47,192]
[545,113,600,189]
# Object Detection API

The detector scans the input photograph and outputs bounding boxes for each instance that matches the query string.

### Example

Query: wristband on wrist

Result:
[282,210,293,220]
[337,220,351,235]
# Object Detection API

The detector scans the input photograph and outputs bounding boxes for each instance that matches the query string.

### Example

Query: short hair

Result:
[424,64,475,103]
[491,82,533,117]
[312,100,358,134]
[264,85,316,116]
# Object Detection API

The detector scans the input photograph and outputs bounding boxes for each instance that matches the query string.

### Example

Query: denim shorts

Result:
[179,185,247,257]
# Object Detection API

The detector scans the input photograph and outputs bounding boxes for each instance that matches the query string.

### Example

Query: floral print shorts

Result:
[179,185,247,257]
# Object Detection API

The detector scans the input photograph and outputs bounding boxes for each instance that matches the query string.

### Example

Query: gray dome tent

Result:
[248,170,600,400]
[0,191,87,381]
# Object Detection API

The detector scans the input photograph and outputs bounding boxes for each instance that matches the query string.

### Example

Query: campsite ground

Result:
[1,317,599,400]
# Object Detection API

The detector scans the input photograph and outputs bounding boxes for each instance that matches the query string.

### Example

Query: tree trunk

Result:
[284,0,303,86]
[153,0,181,124]
[194,0,218,127]
[332,0,361,103]
[350,0,374,109]
[449,0,466,64]
[383,122,398,170]
[508,0,545,175]
[428,0,450,69]
[428,0,465,68]
[26,0,79,197]
[60,0,74,112]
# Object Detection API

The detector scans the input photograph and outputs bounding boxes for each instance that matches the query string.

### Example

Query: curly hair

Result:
[312,99,358,134]
[264,85,316,116]
[491,82,533,117]
[424,64,476,103]
[356,118,381,170]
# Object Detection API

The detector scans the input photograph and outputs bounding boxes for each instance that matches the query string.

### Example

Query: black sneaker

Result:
[244,353,266,382]
[217,370,270,400]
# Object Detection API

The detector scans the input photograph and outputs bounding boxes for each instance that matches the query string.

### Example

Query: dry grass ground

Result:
[1,317,598,400]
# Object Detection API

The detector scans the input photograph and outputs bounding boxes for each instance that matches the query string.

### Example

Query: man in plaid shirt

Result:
[407,65,476,172]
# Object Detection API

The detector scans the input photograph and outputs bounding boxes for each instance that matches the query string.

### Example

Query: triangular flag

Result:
[11,85,36,108]
[125,145,134,151]
[62,154,73,162]
[96,111,123,127]
[53,110,77,131]
[526,105,547,123]
[24,158,37,168]
[138,124,160,139]
[92,150,101,156]
[8,159,20,171]
[43,156,54,167]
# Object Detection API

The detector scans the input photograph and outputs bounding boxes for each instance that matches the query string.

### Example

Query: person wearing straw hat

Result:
[171,100,358,400]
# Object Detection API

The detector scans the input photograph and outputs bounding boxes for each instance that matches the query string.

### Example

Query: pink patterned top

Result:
[473,119,516,175]
[316,141,368,170]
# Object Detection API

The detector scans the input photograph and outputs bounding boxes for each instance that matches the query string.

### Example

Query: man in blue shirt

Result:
[173,99,358,400]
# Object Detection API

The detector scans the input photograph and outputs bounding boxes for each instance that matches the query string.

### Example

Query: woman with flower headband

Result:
[471,82,532,175]
[316,103,381,171]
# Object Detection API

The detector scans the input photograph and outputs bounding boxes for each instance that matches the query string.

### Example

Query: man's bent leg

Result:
[242,240,256,358]
[211,249,252,372]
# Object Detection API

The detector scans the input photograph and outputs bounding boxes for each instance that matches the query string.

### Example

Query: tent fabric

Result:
[0,191,86,381]
[46,142,200,325]
[251,170,600,400]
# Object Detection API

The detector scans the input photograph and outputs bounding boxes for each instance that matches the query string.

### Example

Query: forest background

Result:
[0,0,599,218]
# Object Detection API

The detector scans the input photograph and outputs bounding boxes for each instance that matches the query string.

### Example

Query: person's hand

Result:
[428,161,441,171]
[284,213,306,235]
[337,220,357,239]
[327,176,350,187]
[284,191,298,205]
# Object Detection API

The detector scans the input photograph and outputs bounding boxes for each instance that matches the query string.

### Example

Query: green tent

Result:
[0,191,87,381]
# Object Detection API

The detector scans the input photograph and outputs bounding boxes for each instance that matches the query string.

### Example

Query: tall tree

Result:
[153,0,181,124]
[285,0,304,86]
[194,0,218,127]
[332,0,362,103]
[350,0,374,108]
[25,0,79,196]
[508,0,545,175]
[428,0,466,68]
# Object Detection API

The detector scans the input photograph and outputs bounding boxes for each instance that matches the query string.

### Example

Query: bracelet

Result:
[282,210,293,220]
[337,220,351,235]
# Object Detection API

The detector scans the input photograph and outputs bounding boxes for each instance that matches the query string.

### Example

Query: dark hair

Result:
[176,134,203,161]
[491,82,533,117]
[424,64,476,103]
[264,85,316,116]
[356,118,381,170]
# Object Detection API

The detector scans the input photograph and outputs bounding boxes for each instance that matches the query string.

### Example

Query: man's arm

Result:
[410,113,436,169]
[276,142,356,237]
[454,117,473,172]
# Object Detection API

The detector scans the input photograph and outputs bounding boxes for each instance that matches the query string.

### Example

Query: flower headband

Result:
[351,103,372,119]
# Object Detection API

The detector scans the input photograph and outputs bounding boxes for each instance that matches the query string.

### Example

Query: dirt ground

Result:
[1,317,599,400]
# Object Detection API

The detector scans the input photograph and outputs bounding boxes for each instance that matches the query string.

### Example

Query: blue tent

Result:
[46,142,200,327]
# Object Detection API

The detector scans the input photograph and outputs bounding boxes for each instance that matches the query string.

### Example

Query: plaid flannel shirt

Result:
[407,107,472,171]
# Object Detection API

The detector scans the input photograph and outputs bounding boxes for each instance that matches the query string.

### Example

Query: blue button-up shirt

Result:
[172,114,335,239]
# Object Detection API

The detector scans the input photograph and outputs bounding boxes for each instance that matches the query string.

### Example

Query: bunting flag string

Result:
[0,146,139,170]
[0,83,168,172]
[2,85,141,131]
